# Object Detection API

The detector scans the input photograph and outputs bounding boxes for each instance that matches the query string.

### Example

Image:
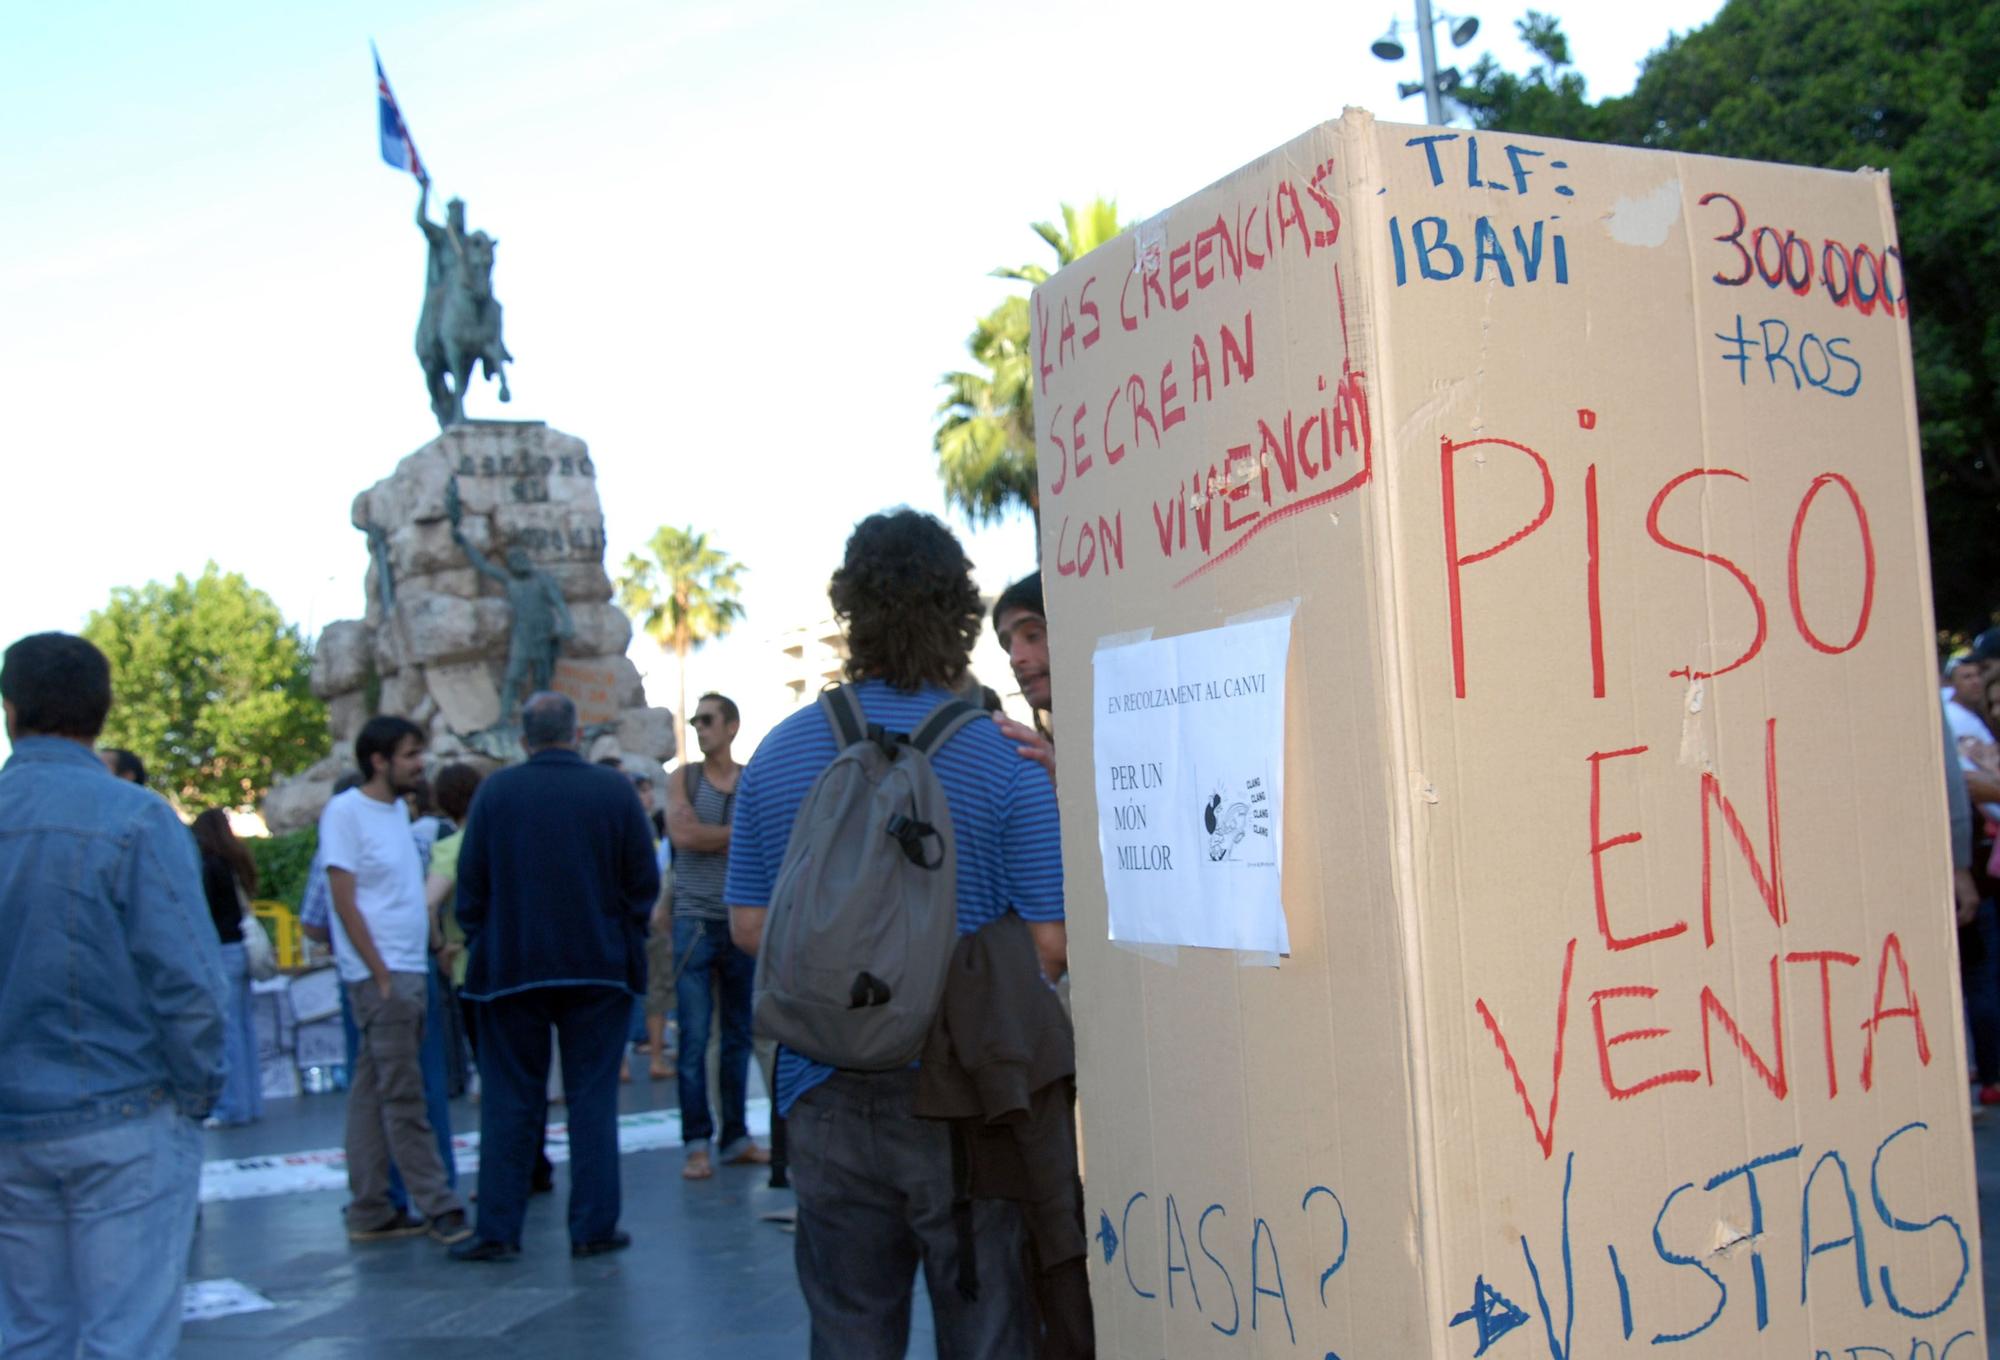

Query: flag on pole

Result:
[371,43,427,185]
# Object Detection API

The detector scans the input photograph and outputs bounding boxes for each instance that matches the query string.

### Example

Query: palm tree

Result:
[935,199,1127,537]
[616,526,746,754]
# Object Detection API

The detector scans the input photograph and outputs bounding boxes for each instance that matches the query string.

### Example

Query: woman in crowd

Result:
[192,809,263,1128]
[406,775,446,872]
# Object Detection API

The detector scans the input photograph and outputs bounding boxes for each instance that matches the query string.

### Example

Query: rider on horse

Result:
[417,189,464,352]
[416,186,512,428]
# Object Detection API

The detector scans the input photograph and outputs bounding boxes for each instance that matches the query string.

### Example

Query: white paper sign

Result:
[1092,613,1291,952]
[183,1278,275,1322]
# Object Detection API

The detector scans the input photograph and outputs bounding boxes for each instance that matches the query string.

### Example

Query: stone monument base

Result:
[263,422,675,834]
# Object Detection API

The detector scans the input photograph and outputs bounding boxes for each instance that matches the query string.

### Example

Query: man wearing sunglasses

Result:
[667,693,767,1180]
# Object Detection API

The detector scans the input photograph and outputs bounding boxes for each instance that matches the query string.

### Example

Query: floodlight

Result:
[1372,22,1405,61]
[1449,15,1479,47]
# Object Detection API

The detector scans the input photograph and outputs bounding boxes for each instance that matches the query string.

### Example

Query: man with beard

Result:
[321,715,471,1246]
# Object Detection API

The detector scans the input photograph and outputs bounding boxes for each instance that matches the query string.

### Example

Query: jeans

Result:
[344,974,462,1226]
[673,915,756,1146]
[475,987,628,1248]
[212,942,264,1126]
[440,977,472,1098]
[0,1101,202,1359]
[459,1001,555,1188]
[788,1070,1030,1360]
[1961,897,2000,1085]
[339,964,457,1208]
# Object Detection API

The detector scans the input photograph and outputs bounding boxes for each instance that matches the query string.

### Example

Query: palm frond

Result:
[931,196,1130,531]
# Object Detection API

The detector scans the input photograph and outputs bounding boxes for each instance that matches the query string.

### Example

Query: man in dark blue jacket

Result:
[451,690,660,1261]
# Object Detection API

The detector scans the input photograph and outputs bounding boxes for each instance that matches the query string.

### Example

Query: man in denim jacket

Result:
[0,632,226,1359]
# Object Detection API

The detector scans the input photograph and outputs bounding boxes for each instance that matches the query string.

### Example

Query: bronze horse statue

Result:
[416,190,512,428]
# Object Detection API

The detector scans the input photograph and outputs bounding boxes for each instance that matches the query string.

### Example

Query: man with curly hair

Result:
[728,510,1066,1358]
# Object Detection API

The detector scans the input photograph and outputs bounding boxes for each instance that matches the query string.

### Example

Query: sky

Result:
[0,0,1726,764]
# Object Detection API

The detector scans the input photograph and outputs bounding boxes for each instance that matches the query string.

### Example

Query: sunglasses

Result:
[690,714,717,728]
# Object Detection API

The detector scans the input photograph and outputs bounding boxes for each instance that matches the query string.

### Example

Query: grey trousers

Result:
[788,1070,1031,1360]
[345,973,462,1226]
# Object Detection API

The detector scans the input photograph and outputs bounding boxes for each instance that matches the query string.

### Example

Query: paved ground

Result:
[180,1075,2000,1358]
[177,1071,927,1360]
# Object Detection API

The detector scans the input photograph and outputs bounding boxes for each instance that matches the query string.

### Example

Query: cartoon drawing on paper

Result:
[1202,791,1250,860]
[1200,771,1274,864]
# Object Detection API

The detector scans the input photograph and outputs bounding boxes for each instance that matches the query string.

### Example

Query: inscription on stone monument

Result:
[553,659,621,727]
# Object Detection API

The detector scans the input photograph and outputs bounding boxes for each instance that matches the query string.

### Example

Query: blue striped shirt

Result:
[724,679,1064,1114]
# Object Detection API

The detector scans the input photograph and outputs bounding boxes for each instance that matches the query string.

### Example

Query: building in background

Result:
[770,597,1033,728]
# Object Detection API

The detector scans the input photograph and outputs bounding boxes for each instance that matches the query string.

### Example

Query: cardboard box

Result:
[286,965,342,1024]
[249,980,293,1062]
[258,1053,302,1101]
[1036,110,1983,1357]
[293,1016,346,1070]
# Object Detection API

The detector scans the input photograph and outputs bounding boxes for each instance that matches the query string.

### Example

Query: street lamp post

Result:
[1413,0,1446,126]
[1371,4,1479,127]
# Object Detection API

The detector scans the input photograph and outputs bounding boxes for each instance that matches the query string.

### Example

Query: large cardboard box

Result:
[286,965,342,1024]
[293,1016,346,1071]
[1036,110,1983,1357]
[249,978,294,1062]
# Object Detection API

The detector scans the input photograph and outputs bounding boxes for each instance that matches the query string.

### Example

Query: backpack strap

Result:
[818,685,869,749]
[682,760,735,825]
[907,699,984,756]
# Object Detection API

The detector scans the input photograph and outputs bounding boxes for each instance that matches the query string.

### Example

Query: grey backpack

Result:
[752,686,982,1070]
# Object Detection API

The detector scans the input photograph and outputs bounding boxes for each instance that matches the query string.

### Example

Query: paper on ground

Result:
[183,1278,275,1322]
[198,1100,769,1203]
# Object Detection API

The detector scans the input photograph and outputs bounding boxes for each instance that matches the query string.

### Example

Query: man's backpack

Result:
[752,685,983,1070]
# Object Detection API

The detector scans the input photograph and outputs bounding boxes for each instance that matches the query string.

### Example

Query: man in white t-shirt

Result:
[320,715,470,1246]
[1944,651,2000,822]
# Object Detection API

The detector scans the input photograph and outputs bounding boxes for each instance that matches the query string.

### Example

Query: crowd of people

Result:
[11,500,2000,1359]
[0,508,1082,1359]
[1944,631,2000,1109]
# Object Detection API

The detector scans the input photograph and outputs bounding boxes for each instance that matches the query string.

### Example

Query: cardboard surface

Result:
[1036,110,1982,1358]
[1094,613,1293,952]
[286,965,342,1024]
[294,1017,346,1070]
[553,657,622,726]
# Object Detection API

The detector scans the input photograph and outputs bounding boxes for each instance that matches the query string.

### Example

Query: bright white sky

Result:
[1,0,1724,764]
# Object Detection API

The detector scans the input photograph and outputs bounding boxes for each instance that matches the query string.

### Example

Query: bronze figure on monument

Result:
[446,477,573,723]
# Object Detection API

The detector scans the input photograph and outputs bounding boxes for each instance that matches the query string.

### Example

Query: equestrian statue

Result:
[415,186,513,428]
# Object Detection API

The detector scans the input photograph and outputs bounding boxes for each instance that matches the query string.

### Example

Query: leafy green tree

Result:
[616,526,746,748]
[249,826,319,908]
[1457,3,2000,633]
[83,563,325,810]
[936,199,1127,532]
[1453,12,1613,141]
